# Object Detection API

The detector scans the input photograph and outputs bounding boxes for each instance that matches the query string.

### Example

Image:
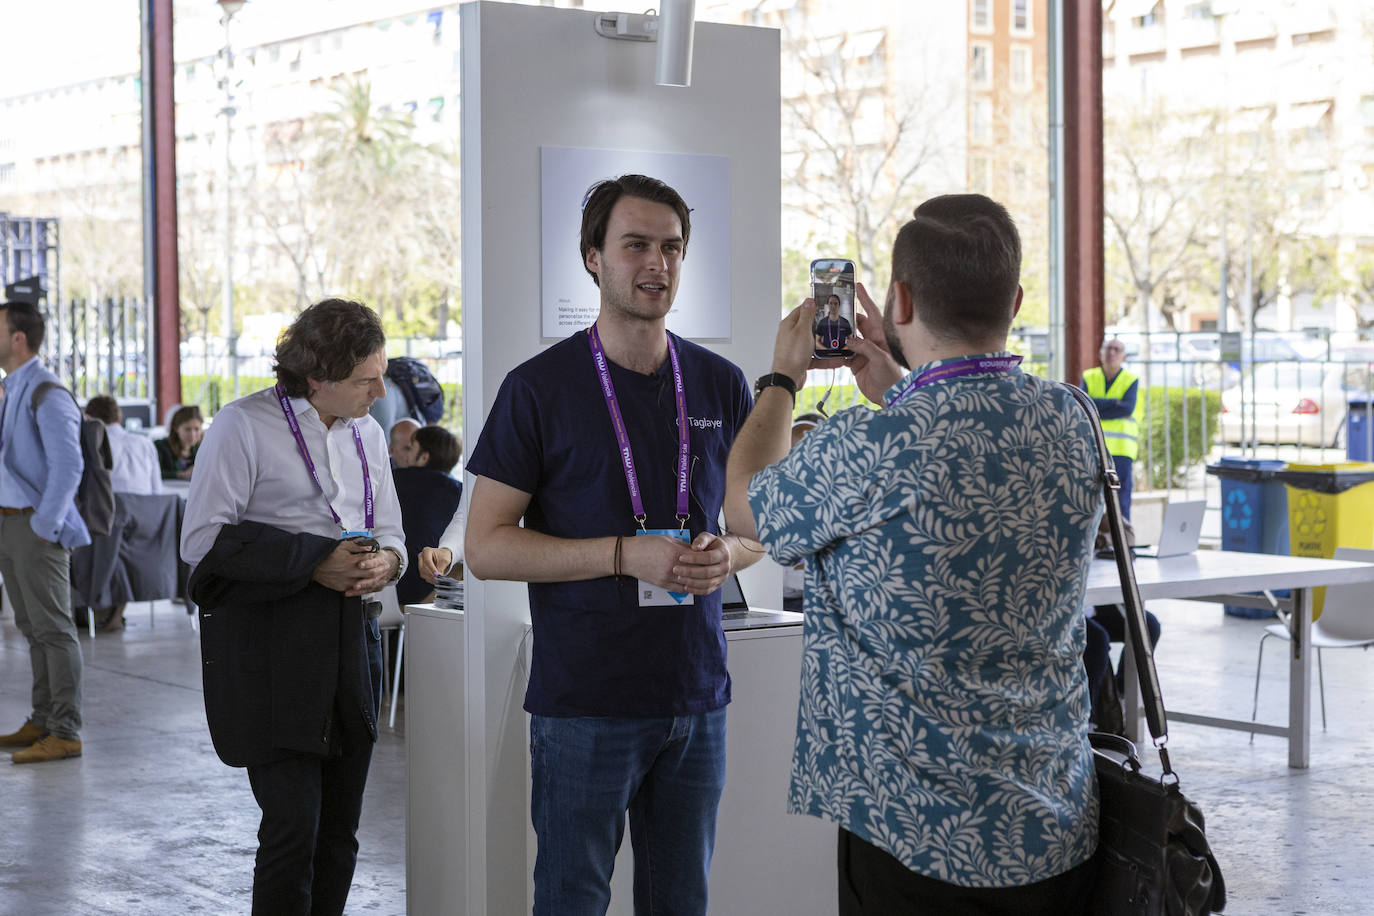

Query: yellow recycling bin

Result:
[1277,462,1374,618]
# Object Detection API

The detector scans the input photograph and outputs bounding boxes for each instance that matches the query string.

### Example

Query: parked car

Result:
[1330,343,1374,366]
[1240,336,1305,364]
[1178,334,1220,362]
[1221,363,1374,447]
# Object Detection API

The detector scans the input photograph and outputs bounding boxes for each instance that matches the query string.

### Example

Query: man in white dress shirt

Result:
[182,298,405,916]
[80,395,162,632]
[83,395,161,496]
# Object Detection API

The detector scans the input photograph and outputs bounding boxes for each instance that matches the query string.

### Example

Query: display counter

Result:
[403,604,466,915]
[406,604,836,915]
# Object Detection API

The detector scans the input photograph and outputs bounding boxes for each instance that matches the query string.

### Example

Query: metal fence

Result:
[796,330,1374,508]
[1106,331,1374,478]
[30,298,1374,481]
[41,297,152,403]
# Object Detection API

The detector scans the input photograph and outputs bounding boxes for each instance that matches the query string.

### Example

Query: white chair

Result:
[1251,547,1374,740]
[376,585,407,729]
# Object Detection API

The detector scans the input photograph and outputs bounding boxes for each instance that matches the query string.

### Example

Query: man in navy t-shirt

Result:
[465,175,761,915]
[813,293,853,351]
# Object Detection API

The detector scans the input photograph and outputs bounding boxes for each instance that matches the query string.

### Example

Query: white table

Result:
[1084,550,1374,769]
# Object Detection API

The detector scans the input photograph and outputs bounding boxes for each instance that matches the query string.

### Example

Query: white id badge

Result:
[636,528,693,607]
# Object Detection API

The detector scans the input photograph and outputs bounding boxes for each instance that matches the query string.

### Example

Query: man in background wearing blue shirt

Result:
[0,301,88,764]
[464,174,759,915]
[725,195,1101,914]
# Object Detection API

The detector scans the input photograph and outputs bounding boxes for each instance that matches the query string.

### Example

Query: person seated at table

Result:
[392,425,463,606]
[155,405,203,480]
[80,396,163,632]
[1082,512,1162,732]
[389,417,421,468]
[1083,603,1162,734]
[84,395,162,497]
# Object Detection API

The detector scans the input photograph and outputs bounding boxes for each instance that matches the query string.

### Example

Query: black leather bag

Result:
[1091,733,1225,914]
[1063,384,1226,915]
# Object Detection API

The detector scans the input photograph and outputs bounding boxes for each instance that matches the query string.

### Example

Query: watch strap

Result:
[754,372,798,400]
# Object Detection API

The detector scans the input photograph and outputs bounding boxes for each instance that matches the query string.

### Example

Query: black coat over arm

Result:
[190,521,378,767]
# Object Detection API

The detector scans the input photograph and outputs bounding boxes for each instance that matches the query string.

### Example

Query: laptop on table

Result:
[1132,499,1206,559]
[720,575,750,619]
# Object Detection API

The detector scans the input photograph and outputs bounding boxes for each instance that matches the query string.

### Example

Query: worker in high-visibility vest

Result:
[1080,337,1139,518]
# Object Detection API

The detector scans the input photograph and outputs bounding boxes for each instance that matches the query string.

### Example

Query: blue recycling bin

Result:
[1206,458,1288,618]
[1348,400,1373,462]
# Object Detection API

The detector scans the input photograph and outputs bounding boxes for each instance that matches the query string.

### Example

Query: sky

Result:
[0,1,145,91]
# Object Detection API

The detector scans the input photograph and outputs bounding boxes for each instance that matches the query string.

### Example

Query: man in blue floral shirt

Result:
[725,194,1103,914]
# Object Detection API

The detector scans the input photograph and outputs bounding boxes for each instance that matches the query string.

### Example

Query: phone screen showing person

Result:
[810,258,857,358]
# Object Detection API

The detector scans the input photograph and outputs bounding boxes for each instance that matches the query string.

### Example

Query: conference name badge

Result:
[636,528,693,607]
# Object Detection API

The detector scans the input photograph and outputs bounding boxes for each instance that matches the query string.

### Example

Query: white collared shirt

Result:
[436,477,468,568]
[180,387,406,576]
[105,423,163,496]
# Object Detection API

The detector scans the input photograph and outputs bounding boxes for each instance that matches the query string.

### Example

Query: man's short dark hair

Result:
[0,301,46,351]
[579,174,692,287]
[891,194,1021,343]
[85,394,122,425]
[413,425,461,474]
[274,298,386,398]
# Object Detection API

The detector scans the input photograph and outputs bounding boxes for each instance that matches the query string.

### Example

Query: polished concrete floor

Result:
[2,596,1373,914]
[0,601,405,915]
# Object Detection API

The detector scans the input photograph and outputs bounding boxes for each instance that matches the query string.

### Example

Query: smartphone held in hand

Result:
[810,258,857,358]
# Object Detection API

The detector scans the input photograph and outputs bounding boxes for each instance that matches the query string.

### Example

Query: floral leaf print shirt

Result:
[747,353,1104,888]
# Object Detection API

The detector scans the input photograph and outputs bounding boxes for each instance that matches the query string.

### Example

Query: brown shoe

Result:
[12,734,82,764]
[0,720,47,748]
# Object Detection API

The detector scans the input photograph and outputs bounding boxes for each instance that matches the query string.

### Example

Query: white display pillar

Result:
[459,3,781,912]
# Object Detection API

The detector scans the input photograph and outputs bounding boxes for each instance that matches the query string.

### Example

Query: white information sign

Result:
[540,146,732,339]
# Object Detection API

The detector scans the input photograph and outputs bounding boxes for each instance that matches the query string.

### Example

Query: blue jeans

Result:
[530,709,728,916]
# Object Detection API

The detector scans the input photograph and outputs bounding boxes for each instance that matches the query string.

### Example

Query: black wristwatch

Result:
[753,372,798,401]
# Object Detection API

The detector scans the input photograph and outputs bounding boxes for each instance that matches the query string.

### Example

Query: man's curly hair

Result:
[273,298,386,397]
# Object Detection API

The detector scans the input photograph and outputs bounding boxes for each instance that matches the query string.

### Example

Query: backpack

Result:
[385,356,445,424]
[30,381,116,537]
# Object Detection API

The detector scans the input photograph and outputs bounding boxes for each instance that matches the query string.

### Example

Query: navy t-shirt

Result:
[814,315,853,349]
[466,330,752,718]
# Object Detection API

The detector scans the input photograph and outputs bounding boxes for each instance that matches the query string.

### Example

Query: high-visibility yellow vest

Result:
[1083,367,1140,460]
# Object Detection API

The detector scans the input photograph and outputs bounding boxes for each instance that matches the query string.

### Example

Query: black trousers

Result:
[245,619,383,916]
[837,828,1097,916]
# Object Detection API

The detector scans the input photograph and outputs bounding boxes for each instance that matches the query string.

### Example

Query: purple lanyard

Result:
[884,355,1023,408]
[275,384,375,532]
[588,324,691,531]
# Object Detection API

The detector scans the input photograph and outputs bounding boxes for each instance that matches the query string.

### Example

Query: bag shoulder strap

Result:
[30,379,68,411]
[1059,382,1178,778]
